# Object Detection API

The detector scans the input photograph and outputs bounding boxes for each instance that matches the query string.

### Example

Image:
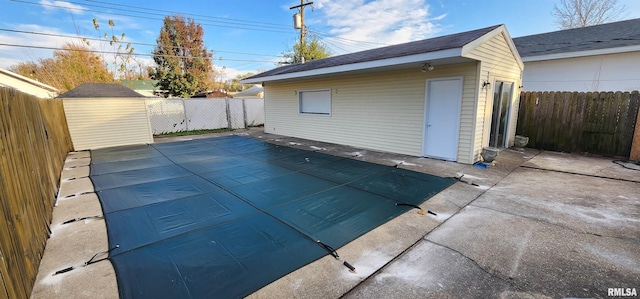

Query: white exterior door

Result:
[422,77,462,161]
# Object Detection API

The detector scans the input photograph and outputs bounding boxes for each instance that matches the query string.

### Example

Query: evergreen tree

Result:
[150,15,214,98]
[281,33,331,65]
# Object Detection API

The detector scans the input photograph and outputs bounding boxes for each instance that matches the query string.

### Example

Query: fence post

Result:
[182,99,189,131]
[242,99,248,129]
[225,98,232,129]
[630,92,640,161]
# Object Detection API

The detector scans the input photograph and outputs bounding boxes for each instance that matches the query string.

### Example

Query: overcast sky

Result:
[2,0,639,80]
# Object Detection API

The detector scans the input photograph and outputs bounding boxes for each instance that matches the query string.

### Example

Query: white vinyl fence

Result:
[146,98,264,135]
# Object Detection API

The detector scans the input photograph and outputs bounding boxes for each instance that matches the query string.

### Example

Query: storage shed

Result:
[59,83,153,150]
[242,25,523,164]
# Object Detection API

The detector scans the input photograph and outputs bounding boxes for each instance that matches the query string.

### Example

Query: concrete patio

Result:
[31,128,640,298]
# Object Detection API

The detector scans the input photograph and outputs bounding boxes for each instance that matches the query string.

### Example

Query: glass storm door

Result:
[489,81,513,148]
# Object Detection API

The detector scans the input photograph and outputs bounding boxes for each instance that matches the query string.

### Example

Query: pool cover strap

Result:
[317,241,340,259]
[90,136,456,299]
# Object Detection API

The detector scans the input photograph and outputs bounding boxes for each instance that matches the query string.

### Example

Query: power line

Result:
[79,0,289,30]
[10,0,293,34]
[75,0,390,54]
[0,28,284,58]
[8,0,409,64]
[315,36,351,54]
[79,0,393,50]
[309,29,392,47]
[0,43,276,63]
[83,0,290,29]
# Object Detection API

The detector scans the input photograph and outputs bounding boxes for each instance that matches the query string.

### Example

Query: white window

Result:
[299,90,331,115]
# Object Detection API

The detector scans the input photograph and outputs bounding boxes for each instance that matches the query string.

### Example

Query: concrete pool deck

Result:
[31,128,640,298]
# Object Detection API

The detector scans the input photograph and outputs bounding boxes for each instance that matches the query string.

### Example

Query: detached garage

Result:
[243,24,524,164]
[59,83,153,151]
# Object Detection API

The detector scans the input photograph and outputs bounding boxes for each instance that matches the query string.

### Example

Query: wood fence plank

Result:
[518,91,638,157]
[0,87,72,299]
[629,92,640,160]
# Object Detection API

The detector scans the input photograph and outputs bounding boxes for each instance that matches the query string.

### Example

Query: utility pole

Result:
[290,1,313,63]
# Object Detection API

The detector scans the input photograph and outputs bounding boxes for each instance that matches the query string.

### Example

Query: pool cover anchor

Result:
[52,245,119,276]
[449,174,479,187]
[343,261,356,273]
[62,215,104,224]
[395,203,436,216]
[317,241,357,274]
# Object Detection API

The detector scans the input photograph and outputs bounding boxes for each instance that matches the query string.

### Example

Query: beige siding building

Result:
[0,67,58,98]
[243,25,523,164]
[58,83,153,151]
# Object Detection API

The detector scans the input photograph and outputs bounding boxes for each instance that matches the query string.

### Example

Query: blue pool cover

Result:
[89,135,455,298]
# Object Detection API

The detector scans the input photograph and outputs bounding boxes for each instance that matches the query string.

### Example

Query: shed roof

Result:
[57,83,145,98]
[513,18,640,60]
[243,24,508,83]
[233,85,263,98]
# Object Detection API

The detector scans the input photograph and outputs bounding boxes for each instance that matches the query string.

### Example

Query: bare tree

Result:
[553,0,626,29]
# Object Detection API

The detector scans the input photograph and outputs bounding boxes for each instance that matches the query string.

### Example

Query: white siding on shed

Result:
[463,32,523,160]
[522,51,640,92]
[260,26,522,164]
[264,63,477,161]
[63,98,153,150]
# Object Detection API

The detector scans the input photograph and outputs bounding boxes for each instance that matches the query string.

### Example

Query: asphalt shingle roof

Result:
[233,85,263,97]
[513,18,640,57]
[57,83,145,98]
[247,25,502,80]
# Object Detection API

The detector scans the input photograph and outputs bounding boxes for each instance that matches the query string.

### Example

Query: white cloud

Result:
[0,23,150,77]
[214,65,257,82]
[313,0,445,54]
[0,25,78,69]
[39,0,86,14]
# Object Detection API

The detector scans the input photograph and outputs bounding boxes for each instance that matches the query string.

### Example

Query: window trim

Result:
[298,89,331,116]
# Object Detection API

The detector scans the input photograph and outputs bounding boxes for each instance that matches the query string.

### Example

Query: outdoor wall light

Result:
[482,81,491,89]
[421,63,434,72]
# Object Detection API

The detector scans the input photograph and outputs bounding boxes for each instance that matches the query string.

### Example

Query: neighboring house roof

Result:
[120,80,161,97]
[243,24,521,83]
[192,90,231,98]
[57,83,144,98]
[0,67,59,98]
[513,18,640,61]
[232,85,263,98]
[120,80,159,91]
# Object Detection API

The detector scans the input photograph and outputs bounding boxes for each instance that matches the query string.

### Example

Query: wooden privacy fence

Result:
[517,91,640,157]
[0,87,72,299]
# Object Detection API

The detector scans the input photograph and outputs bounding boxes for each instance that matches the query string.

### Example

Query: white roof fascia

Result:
[241,47,463,84]
[0,68,59,93]
[522,45,640,62]
[461,25,524,70]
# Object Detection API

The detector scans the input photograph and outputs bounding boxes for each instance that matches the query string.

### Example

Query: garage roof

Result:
[242,24,504,84]
[57,83,144,98]
[513,18,640,61]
